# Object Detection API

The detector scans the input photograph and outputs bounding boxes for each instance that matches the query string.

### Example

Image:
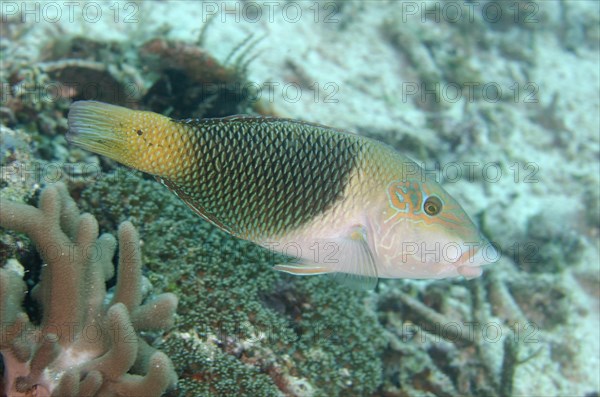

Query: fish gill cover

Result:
[0,1,599,397]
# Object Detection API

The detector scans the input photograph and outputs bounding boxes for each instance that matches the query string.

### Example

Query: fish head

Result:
[374,176,497,279]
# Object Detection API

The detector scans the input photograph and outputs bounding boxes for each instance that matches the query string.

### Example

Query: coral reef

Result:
[1,1,598,396]
[139,36,260,118]
[77,171,386,397]
[0,183,178,396]
[1,32,262,139]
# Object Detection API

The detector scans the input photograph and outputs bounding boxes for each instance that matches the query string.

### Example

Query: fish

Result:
[67,100,497,289]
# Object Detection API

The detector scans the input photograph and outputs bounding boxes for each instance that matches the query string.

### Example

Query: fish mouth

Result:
[454,241,499,278]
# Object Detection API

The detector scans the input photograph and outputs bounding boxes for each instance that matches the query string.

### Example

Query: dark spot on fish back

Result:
[169,117,365,239]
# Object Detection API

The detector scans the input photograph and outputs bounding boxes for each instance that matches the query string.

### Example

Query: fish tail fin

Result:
[67,100,182,176]
[67,101,134,162]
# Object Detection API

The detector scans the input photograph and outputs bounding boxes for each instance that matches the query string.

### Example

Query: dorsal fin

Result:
[155,177,236,236]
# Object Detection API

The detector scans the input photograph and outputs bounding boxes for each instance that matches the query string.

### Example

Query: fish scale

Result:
[160,118,361,240]
[67,101,496,287]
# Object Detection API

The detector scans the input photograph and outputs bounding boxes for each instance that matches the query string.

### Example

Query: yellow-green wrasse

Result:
[67,101,496,289]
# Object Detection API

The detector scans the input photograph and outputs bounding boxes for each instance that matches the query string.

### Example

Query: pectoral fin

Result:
[273,225,379,290]
[327,225,379,290]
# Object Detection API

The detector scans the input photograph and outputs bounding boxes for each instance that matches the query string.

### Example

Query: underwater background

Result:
[0,1,599,396]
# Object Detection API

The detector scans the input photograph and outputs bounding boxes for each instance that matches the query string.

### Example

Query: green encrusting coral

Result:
[79,171,386,397]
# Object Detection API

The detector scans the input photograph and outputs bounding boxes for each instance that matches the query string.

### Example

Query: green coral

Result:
[79,171,385,396]
[164,337,281,397]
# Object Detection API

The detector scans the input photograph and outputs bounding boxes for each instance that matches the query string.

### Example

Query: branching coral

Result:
[0,183,178,397]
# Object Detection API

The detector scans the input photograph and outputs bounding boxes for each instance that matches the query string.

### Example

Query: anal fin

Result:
[273,263,330,275]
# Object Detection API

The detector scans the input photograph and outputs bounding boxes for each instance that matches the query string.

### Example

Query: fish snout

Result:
[455,240,499,278]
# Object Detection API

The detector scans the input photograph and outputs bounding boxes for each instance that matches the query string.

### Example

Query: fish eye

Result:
[424,196,443,216]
